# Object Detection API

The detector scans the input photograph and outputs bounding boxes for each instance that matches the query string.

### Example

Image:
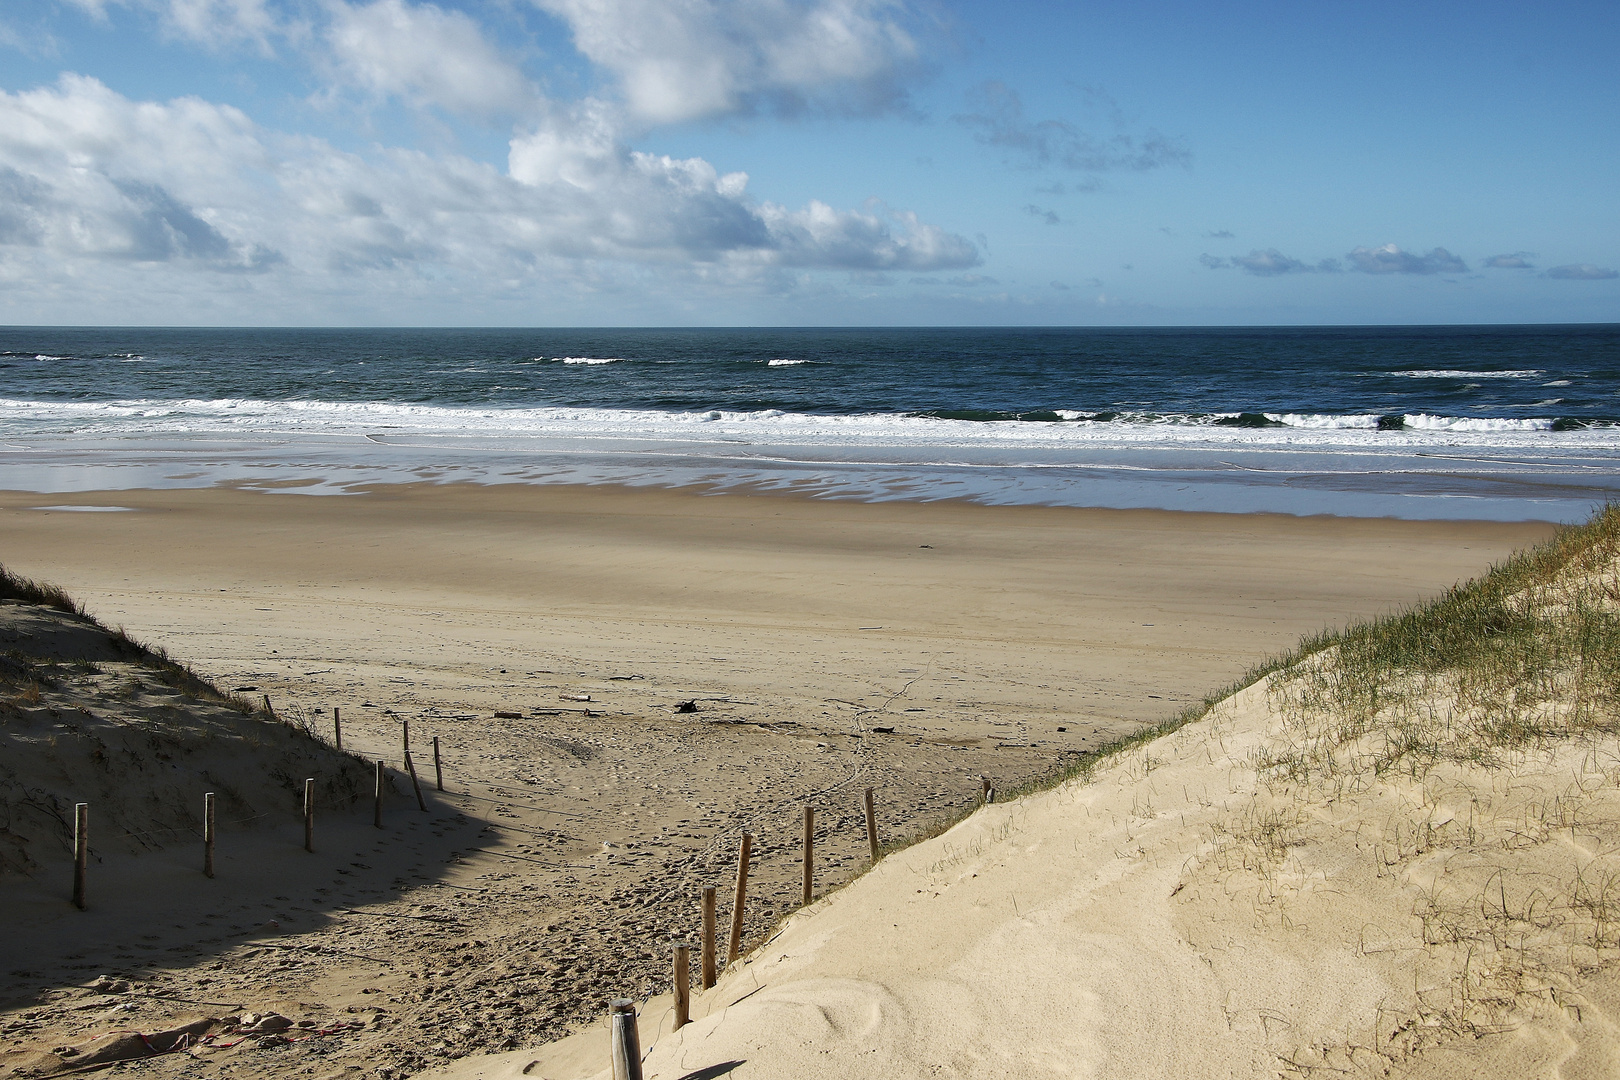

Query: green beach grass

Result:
[874,503,1620,860]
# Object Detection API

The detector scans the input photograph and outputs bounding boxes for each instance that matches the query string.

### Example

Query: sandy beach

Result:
[0,483,1557,1078]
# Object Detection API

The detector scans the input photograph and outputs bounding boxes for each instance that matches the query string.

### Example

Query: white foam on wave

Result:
[1392,369,1544,379]
[0,397,1608,459]
[556,357,625,365]
[1267,413,1383,429]
[766,359,808,366]
[1403,413,1555,432]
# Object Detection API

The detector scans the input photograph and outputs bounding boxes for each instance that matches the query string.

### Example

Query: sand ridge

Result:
[452,674,1620,1079]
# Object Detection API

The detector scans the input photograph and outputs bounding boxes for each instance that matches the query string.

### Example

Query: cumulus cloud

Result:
[0,74,976,302]
[0,75,281,270]
[1346,243,1466,275]
[324,0,539,119]
[1200,249,1339,276]
[66,0,277,49]
[1483,252,1535,269]
[953,81,1189,175]
[530,0,927,124]
[1547,263,1618,280]
[1023,204,1060,225]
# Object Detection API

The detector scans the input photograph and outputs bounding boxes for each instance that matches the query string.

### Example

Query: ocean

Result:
[2,324,1617,520]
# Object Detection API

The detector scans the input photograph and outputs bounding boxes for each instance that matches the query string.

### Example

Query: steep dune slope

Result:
[453,509,1620,1080]
[0,571,375,875]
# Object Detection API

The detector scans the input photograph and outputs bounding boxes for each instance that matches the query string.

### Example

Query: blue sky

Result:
[0,0,1616,326]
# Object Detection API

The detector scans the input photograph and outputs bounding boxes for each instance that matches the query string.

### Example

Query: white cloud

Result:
[1200,249,1339,275]
[953,81,1190,175]
[505,111,975,268]
[64,0,277,49]
[163,0,275,47]
[530,0,927,124]
[1546,263,1618,280]
[0,75,976,316]
[324,0,539,119]
[1346,244,1466,275]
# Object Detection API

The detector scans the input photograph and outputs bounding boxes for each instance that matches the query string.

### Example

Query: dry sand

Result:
[0,483,1556,1078]
[446,667,1620,1080]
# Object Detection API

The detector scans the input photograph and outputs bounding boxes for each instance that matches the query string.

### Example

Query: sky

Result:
[0,0,1616,326]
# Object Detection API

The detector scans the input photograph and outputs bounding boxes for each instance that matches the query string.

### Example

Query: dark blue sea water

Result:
[2,325,1617,519]
[3,324,1618,422]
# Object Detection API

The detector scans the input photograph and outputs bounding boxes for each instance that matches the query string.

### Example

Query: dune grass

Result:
[875,503,1620,860]
[2,561,317,718]
[0,565,83,616]
[1263,502,1620,781]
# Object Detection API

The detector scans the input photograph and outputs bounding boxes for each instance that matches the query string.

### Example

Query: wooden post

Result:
[726,833,752,967]
[981,776,994,805]
[608,999,643,1080]
[72,803,88,910]
[373,760,384,828]
[673,943,691,1030]
[864,787,880,864]
[802,805,815,906]
[405,751,428,811]
[333,706,342,750]
[700,887,717,989]
[303,778,315,852]
[432,736,444,791]
[203,792,216,878]
[401,718,410,762]
[262,694,274,718]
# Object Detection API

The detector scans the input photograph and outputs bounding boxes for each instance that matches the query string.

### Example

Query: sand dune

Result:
[0,485,1564,1079]
[432,512,1620,1080]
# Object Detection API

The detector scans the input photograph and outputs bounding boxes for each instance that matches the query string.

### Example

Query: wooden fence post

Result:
[802,805,815,906]
[373,760,384,828]
[864,787,880,864]
[72,803,88,910]
[700,887,717,989]
[673,943,691,1030]
[432,736,444,791]
[262,694,274,718]
[727,833,752,967]
[608,999,643,1080]
[203,792,216,878]
[333,706,342,750]
[401,718,410,763]
[405,751,428,811]
[303,778,315,852]
[981,776,994,805]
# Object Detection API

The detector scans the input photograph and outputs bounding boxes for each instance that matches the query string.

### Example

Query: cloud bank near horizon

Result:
[0,0,979,318]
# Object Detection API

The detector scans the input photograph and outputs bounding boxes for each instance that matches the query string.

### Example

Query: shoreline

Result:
[2,427,1614,522]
